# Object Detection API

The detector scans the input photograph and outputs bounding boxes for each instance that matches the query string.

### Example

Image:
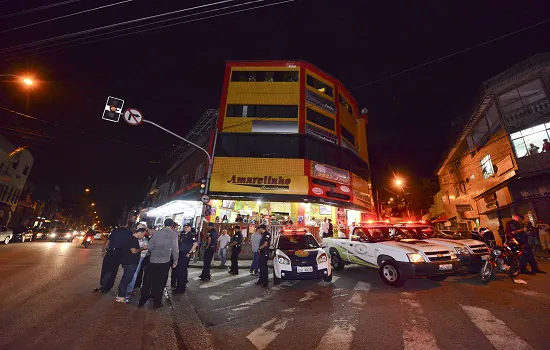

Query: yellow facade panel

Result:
[226,82,300,105]
[305,69,335,89]
[340,110,357,138]
[221,117,298,132]
[213,157,305,176]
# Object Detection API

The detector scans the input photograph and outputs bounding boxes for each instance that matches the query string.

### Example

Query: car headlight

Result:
[454,247,469,255]
[50,233,56,237]
[317,253,328,264]
[277,256,290,265]
[407,253,426,263]
[65,234,71,238]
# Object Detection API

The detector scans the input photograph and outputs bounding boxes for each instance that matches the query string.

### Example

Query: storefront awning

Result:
[146,200,203,218]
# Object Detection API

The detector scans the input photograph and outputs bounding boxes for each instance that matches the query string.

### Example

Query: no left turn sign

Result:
[123,108,144,126]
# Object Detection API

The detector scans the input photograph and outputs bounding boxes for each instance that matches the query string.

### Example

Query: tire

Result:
[4,236,10,244]
[84,241,90,249]
[273,270,281,285]
[323,274,332,282]
[480,260,495,284]
[379,260,402,286]
[28,236,32,242]
[21,236,25,243]
[330,251,345,271]
[508,257,521,278]
[428,275,448,282]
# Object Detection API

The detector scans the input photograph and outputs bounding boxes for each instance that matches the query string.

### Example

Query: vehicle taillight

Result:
[86,237,92,241]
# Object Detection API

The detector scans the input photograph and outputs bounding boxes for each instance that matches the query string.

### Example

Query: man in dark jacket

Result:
[228,226,243,275]
[174,224,198,294]
[508,214,545,275]
[199,223,218,281]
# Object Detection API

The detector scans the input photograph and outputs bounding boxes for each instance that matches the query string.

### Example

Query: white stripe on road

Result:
[400,293,439,350]
[232,292,274,311]
[319,275,340,286]
[461,305,533,350]
[247,317,292,350]
[348,282,370,307]
[272,281,298,290]
[299,290,318,302]
[238,278,260,289]
[317,323,355,350]
[192,270,228,281]
[200,272,252,288]
[514,289,550,301]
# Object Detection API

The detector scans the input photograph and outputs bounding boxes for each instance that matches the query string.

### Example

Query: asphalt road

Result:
[1,240,549,350]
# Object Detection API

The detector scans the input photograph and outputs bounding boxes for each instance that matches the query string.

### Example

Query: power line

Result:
[2,0,265,60]
[350,18,550,91]
[0,0,134,34]
[0,0,83,19]
[2,0,296,61]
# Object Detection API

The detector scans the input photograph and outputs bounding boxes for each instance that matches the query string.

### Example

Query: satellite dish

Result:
[360,108,368,115]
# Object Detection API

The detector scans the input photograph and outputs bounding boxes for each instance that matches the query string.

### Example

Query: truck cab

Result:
[323,221,461,286]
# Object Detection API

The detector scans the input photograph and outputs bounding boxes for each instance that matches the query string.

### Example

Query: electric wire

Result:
[0,0,83,19]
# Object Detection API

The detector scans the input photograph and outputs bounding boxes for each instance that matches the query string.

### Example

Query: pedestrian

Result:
[94,223,133,293]
[507,215,545,275]
[542,139,550,153]
[116,228,148,303]
[528,143,540,155]
[138,219,179,309]
[126,227,149,296]
[320,218,329,238]
[249,229,261,275]
[256,224,271,288]
[199,222,218,281]
[327,219,333,238]
[173,224,198,295]
[217,229,230,267]
[228,225,243,275]
[538,221,550,254]
[221,215,229,223]
[236,214,244,223]
[526,221,540,252]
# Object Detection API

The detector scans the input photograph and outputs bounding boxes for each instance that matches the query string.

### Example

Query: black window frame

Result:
[338,94,353,114]
[340,125,355,145]
[306,74,334,97]
[306,108,335,131]
[230,70,299,82]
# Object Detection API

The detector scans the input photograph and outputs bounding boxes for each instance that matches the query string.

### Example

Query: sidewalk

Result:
[189,259,274,269]
[535,251,550,260]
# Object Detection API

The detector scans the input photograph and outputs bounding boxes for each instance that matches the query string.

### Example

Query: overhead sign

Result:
[305,89,336,115]
[102,96,124,122]
[311,161,350,185]
[209,173,308,195]
[123,108,144,126]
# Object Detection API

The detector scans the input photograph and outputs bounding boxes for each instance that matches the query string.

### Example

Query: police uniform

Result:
[199,227,218,281]
[257,230,271,287]
[229,229,243,274]
[97,227,133,292]
[174,230,197,293]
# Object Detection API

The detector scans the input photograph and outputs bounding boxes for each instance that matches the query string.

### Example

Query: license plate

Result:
[439,264,453,271]
[481,255,490,261]
[297,266,313,273]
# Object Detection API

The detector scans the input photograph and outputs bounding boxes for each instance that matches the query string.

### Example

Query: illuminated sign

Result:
[305,89,336,115]
[210,173,308,194]
[311,161,350,185]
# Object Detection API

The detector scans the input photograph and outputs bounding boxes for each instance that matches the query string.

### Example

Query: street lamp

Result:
[85,188,90,193]
[395,179,403,187]
[0,74,35,86]
[91,203,95,207]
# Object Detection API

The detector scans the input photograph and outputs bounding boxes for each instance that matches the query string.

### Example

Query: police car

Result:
[273,229,332,285]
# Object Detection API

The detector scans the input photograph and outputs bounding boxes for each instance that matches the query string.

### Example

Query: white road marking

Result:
[299,290,318,302]
[319,275,340,286]
[281,307,296,313]
[353,281,371,292]
[400,293,439,350]
[238,279,259,288]
[513,289,550,300]
[247,317,292,350]
[513,279,528,284]
[332,293,349,299]
[199,273,251,288]
[232,293,274,311]
[192,270,227,281]
[461,305,533,350]
[317,323,355,350]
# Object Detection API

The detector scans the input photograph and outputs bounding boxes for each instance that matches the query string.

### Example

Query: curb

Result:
[166,292,214,350]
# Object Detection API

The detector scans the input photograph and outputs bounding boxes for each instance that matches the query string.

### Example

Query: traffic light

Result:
[200,178,207,194]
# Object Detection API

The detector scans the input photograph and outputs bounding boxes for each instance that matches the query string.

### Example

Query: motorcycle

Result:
[83,236,93,249]
[480,238,522,284]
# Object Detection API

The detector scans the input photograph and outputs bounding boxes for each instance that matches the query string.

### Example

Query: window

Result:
[467,104,502,150]
[306,74,333,97]
[498,79,546,114]
[226,104,298,118]
[231,70,299,82]
[340,125,355,145]
[510,122,550,158]
[22,165,29,176]
[481,155,495,179]
[307,108,335,131]
[339,94,353,114]
[485,104,500,131]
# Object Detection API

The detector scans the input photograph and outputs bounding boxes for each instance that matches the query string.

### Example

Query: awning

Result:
[432,215,448,223]
[146,200,203,218]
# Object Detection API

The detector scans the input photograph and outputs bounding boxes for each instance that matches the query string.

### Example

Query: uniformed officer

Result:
[94,223,133,293]
[199,222,218,281]
[256,224,271,288]
[508,214,546,275]
[173,224,198,294]
[228,225,243,275]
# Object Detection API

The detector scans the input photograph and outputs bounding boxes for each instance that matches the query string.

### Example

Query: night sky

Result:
[1,0,550,224]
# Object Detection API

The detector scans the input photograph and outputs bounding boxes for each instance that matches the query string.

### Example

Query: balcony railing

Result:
[502,97,550,133]
[516,151,550,175]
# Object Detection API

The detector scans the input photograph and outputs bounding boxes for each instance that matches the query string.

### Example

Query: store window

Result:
[307,108,335,131]
[341,125,355,145]
[480,155,495,179]
[510,122,550,158]
[306,75,333,97]
[498,79,546,114]
[226,104,298,119]
[339,94,353,114]
[215,133,301,158]
[231,70,299,82]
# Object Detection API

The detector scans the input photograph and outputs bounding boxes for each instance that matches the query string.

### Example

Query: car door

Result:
[347,228,373,266]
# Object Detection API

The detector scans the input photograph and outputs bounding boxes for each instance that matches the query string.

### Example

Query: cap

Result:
[136,228,147,233]
[137,223,147,230]
[164,218,175,227]
[259,224,267,230]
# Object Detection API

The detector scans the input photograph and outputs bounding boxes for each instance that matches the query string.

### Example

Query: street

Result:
[1,241,549,349]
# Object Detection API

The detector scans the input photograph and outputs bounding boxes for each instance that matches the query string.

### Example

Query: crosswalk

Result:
[184,269,547,350]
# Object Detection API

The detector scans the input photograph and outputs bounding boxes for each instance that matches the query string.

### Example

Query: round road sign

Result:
[123,108,144,126]
[201,195,210,204]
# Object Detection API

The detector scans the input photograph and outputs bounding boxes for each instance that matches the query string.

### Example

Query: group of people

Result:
[527,139,550,155]
[503,214,547,275]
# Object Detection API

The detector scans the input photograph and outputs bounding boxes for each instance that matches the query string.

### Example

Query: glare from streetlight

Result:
[91,203,95,206]
[390,198,394,201]
[22,78,34,85]
[395,179,403,186]
[85,188,90,193]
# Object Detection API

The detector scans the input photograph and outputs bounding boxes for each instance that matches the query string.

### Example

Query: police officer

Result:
[508,214,546,275]
[199,222,218,281]
[228,225,243,275]
[94,223,133,293]
[173,224,198,294]
[256,224,271,288]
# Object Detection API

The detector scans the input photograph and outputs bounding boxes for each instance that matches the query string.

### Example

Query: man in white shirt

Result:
[217,229,231,267]
[320,218,329,238]
[249,230,262,275]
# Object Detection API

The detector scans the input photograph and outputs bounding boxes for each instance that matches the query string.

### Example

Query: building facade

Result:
[430,54,550,232]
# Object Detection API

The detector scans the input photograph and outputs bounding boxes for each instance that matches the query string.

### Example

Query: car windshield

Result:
[353,227,406,242]
[278,234,319,250]
[400,226,455,239]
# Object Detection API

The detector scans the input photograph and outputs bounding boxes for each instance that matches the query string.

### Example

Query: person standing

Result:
[228,226,243,275]
[138,219,179,309]
[199,223,218,281]
[249,229,261,275]
[117,228,148,303]
[542,139,550,153]
[256,224,271,288]
[508,215,545,275]
[327,219,334,238]
[173,224,198,295]
[538,221,550,254]
[320,218,328,238]
[526,221,540,252]
[94,223,133,293]
[217,229,230,267]
[126,227,149,296]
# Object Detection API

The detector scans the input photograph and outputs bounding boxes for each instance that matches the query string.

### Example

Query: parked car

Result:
[31,227,49,240]
[10,226,34,243]
[0,225,14,244]
[49,228,74,242]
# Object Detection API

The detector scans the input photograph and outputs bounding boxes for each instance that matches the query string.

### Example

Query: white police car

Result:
[273,229,332,285]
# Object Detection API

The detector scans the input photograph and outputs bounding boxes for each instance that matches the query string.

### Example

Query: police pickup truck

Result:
[396,222,490,272]
[323,221,460,286]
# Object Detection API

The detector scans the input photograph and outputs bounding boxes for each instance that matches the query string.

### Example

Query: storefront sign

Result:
[306,124,337,144]
[311,161,350,185]
[308,177,352,203]
[351,174,373,212]
[306,89,336,115]
[210,173,308,195]
[515,185,550,200]
[455,204,473,212]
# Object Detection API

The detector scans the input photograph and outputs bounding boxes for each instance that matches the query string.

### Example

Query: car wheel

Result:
[428,275,448,282]
[21,236,25,243]
[330,251,345,271]
[379,260,402,286]
[273,270,281,285]
[323,274,332,282]
[4,236,10,244]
